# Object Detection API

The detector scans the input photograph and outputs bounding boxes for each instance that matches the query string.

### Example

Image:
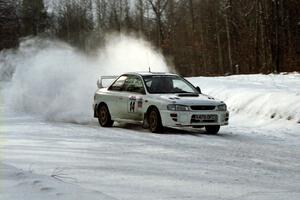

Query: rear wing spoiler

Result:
[97,76,118,88]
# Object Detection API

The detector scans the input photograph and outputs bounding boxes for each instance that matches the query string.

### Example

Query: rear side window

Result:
[123,75,145,94]
[109,75,127,91]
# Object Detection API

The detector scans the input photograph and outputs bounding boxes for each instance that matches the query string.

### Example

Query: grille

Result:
[191,119,217,123]
[190,105,216,110]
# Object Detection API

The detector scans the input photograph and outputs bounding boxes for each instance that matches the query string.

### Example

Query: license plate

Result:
[193,114,217,121]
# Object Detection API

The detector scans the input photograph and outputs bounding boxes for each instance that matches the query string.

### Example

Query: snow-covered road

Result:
[1,106,300,200]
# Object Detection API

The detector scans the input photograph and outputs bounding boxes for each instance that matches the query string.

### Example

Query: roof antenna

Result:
[149,67,151,72]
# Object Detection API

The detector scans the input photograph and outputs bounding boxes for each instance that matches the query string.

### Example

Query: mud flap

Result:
[94,104,98,118]
[142,113,149,129]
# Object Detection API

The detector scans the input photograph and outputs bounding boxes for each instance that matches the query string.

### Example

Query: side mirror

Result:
[195,86,201,94]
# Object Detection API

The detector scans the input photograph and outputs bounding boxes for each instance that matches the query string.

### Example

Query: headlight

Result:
[217,104,227,111]
[167,104,189,111]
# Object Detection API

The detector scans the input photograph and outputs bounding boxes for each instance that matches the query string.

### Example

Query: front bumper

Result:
[160,110,229,127]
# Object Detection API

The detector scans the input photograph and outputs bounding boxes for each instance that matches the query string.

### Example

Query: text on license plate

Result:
[193,114,217,121]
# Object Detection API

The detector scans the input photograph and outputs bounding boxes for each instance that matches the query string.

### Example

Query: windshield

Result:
[142,75,198,94]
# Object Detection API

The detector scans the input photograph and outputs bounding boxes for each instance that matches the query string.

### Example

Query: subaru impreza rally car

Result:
[93,72,229,134]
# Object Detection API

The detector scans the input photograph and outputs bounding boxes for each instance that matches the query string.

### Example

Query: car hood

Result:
[154,93,224,105]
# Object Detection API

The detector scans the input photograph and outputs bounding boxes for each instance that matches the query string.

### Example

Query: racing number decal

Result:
[128,96,143,112]
[129,101,136,112]
[128,96,136,112]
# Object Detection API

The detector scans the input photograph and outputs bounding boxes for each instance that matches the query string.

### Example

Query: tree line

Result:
[1,0,300,76]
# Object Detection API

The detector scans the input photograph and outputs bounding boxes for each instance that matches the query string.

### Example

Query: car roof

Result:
[124,72,178,77]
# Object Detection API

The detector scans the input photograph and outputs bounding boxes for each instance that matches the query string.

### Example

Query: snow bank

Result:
[1,35,169,123]
[188,73,300,124]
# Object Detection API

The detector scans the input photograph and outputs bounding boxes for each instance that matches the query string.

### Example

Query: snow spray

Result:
[1,34,170,123]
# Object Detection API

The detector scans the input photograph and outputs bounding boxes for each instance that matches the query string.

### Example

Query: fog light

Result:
[170,113,177,118]
[170,113,178,121]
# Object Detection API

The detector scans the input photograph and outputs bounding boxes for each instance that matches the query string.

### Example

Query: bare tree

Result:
[55,0,93,50]
[147,0,169,46]
[223,0,233,73]
[95,0,108,31]
[135,0,145,32]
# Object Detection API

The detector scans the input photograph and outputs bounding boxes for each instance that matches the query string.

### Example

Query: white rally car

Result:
[93,72,229,134]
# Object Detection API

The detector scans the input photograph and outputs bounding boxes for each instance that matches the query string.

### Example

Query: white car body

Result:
[93,72,229,132]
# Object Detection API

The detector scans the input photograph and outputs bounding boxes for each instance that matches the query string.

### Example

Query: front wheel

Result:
[205,125,220,134]
[148,108,163,133]
[98,104,114,127]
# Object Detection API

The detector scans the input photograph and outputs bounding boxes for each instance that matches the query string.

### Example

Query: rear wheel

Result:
[148,108,163,133]
[98,104,114,127]
[205,125,220,134]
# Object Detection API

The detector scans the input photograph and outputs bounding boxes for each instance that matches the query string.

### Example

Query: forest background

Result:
[1,0,299,76]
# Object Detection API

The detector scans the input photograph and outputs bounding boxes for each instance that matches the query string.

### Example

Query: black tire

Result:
[205,125,220,134]
[98,104,114,127]
[148,108,163,133]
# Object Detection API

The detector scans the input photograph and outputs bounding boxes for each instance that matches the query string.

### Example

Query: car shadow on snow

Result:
[162,127,203,136]
[163,127,235,138]
[113,123,149,132]
[114,123,235,138]
[114,122,199,135]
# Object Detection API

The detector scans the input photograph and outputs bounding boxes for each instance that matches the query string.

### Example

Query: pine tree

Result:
[0,0,19,49]
[21,0,47,36]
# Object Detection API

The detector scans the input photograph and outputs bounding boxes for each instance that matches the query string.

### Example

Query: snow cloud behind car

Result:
[1,34,169,123]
